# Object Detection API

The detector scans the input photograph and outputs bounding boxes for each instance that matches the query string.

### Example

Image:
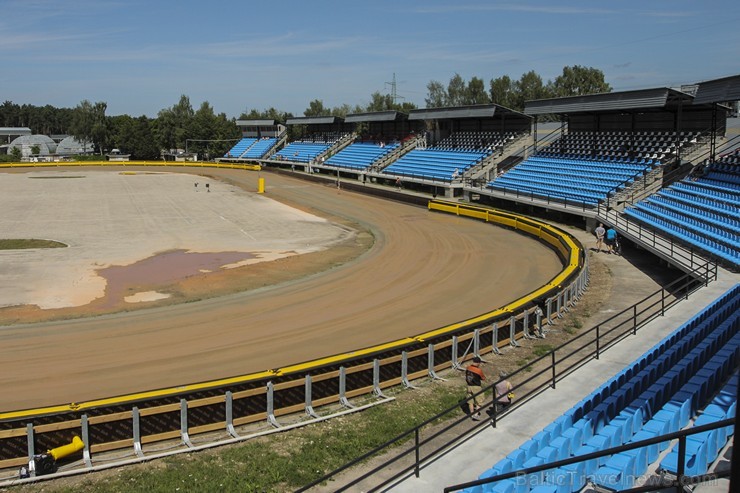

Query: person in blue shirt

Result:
[605,227,618,254]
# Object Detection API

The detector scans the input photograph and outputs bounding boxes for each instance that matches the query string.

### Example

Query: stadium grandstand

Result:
[291,75,740,492]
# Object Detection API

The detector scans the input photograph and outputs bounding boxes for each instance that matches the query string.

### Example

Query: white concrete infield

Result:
[0,170,351,309]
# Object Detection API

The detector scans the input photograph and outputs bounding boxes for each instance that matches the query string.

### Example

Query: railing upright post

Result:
[676,436,687,493]
[596,325,600,360]
[414,428,421,478]
[661,288,666,316]
[551,351,557,389]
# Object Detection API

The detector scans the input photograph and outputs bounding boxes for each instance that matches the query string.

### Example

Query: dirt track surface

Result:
[0,168,561,412]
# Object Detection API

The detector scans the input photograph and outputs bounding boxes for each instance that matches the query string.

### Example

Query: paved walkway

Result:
[388,269,738,492]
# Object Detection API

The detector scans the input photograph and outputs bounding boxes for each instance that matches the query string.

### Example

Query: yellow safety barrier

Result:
[0,190,582,422]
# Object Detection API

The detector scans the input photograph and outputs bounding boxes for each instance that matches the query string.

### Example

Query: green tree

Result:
[155,95,194,152]
[446,73,467,106]
[489,75,516,109]
[425,80,447,108]
[69,100,108,155]
[304,99,326,117]
[10,146,21,161]
[467,76,490,105]
[514,71,551,111]
[550,65,611,97]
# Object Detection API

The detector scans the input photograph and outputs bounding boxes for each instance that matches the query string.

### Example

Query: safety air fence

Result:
[0,199,586,477]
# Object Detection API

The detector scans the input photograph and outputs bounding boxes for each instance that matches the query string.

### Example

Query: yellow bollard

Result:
[48,435,84,461]
[257,177,265,194]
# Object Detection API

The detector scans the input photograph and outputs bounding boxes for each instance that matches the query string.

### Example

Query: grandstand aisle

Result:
[388,272,737,492]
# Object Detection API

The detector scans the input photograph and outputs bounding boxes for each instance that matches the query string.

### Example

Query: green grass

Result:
[27,386,462,493]
[531,344,554,358]
[0,239,67,250]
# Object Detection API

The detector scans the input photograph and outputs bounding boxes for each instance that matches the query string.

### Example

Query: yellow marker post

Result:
[257,177,265,194]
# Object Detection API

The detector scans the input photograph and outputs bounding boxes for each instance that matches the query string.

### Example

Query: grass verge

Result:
[0,239,66,250]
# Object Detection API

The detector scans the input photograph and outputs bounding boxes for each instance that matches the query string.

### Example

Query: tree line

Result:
[1,65,609,160]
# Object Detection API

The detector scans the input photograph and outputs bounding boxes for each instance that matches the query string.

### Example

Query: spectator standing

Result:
[465,356,486,420]
[594,223,606,253]
[605,227,617,254]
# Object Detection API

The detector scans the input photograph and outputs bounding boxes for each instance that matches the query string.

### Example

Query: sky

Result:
[2,0,739,118]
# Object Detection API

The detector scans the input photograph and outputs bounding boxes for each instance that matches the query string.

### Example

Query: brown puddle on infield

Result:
[97,249,256,307]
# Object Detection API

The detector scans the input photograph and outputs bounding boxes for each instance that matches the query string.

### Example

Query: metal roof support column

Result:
[676,98,683,163]
[710,103,718,162]
[533,116,538,153]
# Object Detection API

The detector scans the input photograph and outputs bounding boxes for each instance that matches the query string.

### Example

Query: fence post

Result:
[339,367,355,408]
[373,359,387,398]
[81,414,93,467]
[26,423,34,476]
[451,336,460,369]
[428,344,444,380]
[491,323,501,354]
[225,391,239,437]
[596,325,600,360]
[473,328,481,357]
[180,399,194,448]
[267,381,282,426]
[661,288,666,316]
[402,351,416,389]
[523,309,533,339]
[132,407,145,457]
[305,375,319,418]
[509,316,519,347]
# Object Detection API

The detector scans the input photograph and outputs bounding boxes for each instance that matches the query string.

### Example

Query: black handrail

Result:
[296,262,716,492]
[444,417,735,492]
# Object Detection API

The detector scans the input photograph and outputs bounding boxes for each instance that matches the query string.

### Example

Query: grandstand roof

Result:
[235,119,277,127]
[409,104,528,121]
[524,88,694,116]
[344,111,408,123]
[693,74,740,105]
[0,127,31,136]
[285,116,343,125]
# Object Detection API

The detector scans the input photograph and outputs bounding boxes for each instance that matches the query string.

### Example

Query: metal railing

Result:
[296,262,716,492]
[444,417,736,493]
[596,204,715,274]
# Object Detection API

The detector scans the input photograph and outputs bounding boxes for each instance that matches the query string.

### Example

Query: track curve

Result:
[0,169,562,412]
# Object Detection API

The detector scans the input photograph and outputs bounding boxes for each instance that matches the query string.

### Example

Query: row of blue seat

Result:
[661,188,738,216]
[502,168,627,192]
[243,138,276,158]
[648,195,740,234]
[633,202,740,247]
[527,156,650,173]
[515,161,639,182]
[224,137,256,158]
[466,285,739,493]
[659,373,737,476]
[624,208,740,267]
[325,143,398,170]
[274,142,332,163]
[488,177,604,205]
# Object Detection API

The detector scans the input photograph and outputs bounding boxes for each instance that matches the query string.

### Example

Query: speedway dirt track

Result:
[0,168,561,412]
